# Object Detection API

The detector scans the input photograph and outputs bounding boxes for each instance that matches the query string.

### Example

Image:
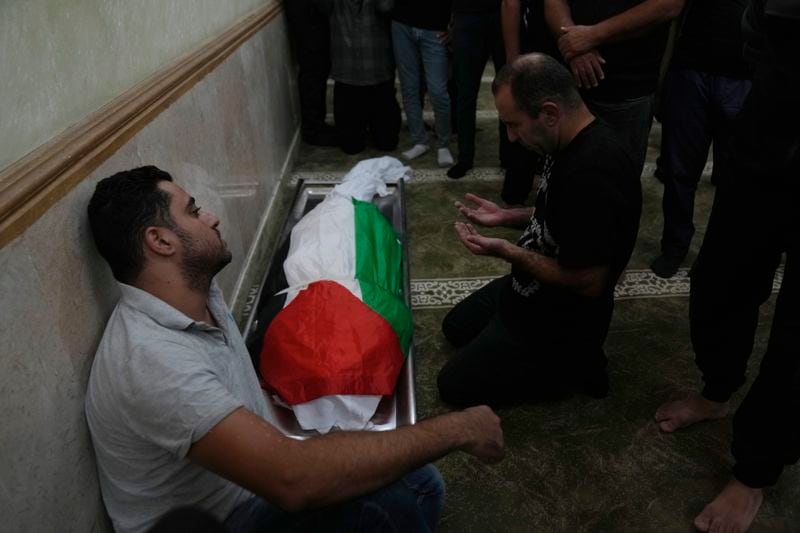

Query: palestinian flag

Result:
[260,193,412,430]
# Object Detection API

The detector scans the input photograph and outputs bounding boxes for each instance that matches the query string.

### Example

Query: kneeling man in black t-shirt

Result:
[438,53,641,407]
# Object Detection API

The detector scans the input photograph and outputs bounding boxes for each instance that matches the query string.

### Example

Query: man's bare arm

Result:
[501,0,523,62]
[502,242,608,297]
[189,406,503,512]
[454,222,608,297]
[543,0,575,36]
[556,0,685,61]
[543,0,606,88]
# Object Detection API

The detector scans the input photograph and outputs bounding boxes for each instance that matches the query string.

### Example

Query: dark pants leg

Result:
[224,465,444,532]
[285,0,331,139]
[368,80,402,152]
[659,70,714,259]
[452,12,501,166]
[438,277,596,407]
[690,180,783,402]
[659,70,751,259]
[334,82,368,154]
[497,56,539,205]
[438,278,540,407]
[690,69,800,486]
[732,247,800,487]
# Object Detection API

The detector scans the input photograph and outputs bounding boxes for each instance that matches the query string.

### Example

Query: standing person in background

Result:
[449,0,539,206]
[654,1,800,531]
[285,0,338,147]
[650,0,751,279]
[317,0,402,155]
[543,0,684,177]
[497,0,547,204]
[391,0,455,168]
[446,0,504,180]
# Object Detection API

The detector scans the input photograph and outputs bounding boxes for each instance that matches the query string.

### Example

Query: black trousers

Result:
[450,11,539,203]
[333,80,401,155]
[658,70,751,259]
[285,0,331,138]
[690,62,800,487]
[437,276,608,407]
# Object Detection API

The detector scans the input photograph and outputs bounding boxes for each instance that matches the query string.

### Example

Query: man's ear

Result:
[143,226,177,257]
[540,102,560,127]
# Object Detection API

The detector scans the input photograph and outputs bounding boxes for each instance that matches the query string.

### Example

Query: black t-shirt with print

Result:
[499,119,641,351]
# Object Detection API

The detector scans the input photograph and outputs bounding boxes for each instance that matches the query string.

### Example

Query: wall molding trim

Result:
[0,1,283,249]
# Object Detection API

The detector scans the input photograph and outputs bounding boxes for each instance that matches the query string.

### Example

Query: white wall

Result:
[0,7,299,531]
[0,0,273,171]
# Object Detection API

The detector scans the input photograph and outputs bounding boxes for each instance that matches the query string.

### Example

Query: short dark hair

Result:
[492,53,582,118]
[87,166,175,283]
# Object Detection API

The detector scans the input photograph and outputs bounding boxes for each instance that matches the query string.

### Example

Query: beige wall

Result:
[0,7,299,532]
[0,0,273,171]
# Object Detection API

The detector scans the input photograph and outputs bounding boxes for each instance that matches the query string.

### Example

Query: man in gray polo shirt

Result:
[85,166,505,533]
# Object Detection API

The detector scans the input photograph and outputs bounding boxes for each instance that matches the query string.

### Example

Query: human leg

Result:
[285,0,335,145]
[487,17,538,205]
[689,186,783,405]
[441,276,508,348]
[448,13,488,177]
[418,29,451,150]
[653,70,713,277]
[438,311,540,407]
[654,151,784,433]
[690,245,795,531]
[334,82,368,154]
[224,465,444,533]
[368,80,402,152]
[731,239,799,487]
[656,67,792,432]
[707,76,752,188]
[392,22,428,149]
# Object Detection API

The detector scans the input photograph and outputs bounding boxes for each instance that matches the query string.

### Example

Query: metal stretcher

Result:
[243,179,416,439]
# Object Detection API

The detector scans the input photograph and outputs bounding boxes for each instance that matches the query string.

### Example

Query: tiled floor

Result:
[275,73,798,532]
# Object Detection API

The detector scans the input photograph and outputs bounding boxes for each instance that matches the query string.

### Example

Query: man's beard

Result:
[175,227,232,291]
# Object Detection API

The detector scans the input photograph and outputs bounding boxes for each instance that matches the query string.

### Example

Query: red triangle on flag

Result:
[261,280,406,405]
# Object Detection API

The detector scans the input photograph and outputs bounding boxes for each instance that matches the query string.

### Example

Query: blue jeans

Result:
[223,464,444,532]
[391,21,451,148]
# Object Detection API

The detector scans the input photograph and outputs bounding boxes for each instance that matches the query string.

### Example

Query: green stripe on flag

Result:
[353,198,412,355]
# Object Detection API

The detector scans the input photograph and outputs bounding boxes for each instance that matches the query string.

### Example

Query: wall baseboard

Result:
[0,1,283,249]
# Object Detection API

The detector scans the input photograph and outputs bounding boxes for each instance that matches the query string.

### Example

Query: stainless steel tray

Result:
[244,179,416,439]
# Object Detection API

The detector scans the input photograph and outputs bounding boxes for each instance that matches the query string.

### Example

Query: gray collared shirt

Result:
[85,281,268,533]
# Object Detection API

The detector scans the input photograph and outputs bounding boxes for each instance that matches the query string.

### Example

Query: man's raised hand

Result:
[455,193,507,227]
[558,24,600,62]
[569,50,605,89]
[454,222,509,258]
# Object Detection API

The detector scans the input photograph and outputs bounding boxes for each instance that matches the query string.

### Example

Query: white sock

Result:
[402,144,429,160]
[437,147,454,168]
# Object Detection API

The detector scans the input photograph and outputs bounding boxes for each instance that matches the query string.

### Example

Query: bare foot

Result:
[654,392,729,432]
[694,479,763,533]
